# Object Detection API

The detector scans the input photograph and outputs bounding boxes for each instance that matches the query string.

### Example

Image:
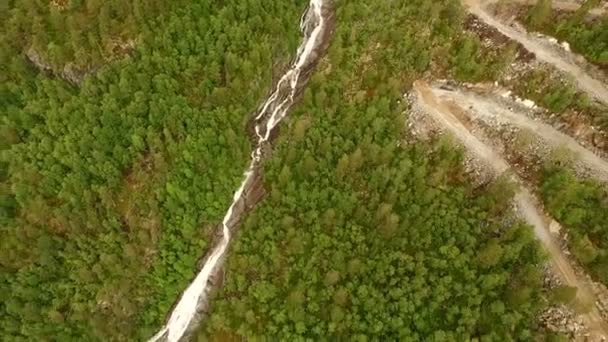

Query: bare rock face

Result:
[544,266,563,289]
[25,47,52,73]
[539,305,588,339]
[592,281,608,320]
[25,47,96,85]
[593,133,607,151]
[62,63,88,85]
[50,0,68,10]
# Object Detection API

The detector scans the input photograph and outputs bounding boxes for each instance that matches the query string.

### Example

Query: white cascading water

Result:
[149,1,327,341]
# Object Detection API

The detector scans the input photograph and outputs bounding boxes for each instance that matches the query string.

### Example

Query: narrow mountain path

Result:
[463,0,608,105]
[413,80,608,341]
[148,1,333,341]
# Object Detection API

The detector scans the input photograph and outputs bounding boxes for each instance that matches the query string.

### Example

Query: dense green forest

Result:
[5,0,605,340]
[2,0,184,80]
[540,167,608,284]
[525,0,608,68]
[200,0,548,340]
[447,33,516,83]
[1,0,306,340]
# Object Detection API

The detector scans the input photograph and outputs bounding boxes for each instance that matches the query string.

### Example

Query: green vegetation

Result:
[468,1,608,134]
[448,34,516,82]
[526,0,553,31]
[507,68,608,131]
[2,0,183,78]
[540,167,608,284]
[1,0,306,340]
[525,0,608,68]
[200,1,547,340]
[5,0,586,340]
[550,285,578,305]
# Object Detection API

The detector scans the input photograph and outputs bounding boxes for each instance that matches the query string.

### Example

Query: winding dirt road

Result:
[502,0,607,17]
[463,0,608,105]
[432,87,608,181]
[413,80,608,341]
